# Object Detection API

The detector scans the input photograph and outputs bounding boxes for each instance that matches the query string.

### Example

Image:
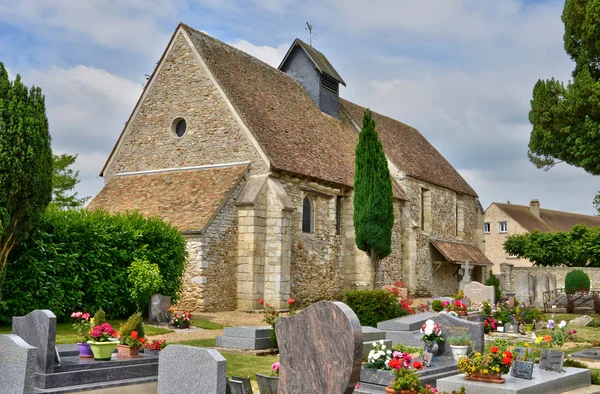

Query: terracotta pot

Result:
[117,344,140,359]
[457,310,467,317]
[472,372,502,380]
[385,387,418,394]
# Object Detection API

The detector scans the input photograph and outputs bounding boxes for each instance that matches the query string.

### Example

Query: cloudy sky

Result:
[1,0,597,214]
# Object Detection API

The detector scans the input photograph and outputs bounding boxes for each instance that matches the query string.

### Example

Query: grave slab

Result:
[12,310,56,374]
[276,301,362,394]
[570,348,600,361]
[362,327,387,342]
[157,346,226,394]
[437,366,590,394]
[216,326,274,350]
[0,334,36,394]
[377,312,438,331]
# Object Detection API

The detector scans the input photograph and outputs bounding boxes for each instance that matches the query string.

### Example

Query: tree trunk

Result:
[370,251,380,290]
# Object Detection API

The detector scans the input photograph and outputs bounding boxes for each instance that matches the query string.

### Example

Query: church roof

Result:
[87,163,248,233]
[431,239,493,266]
[278,38,346,86]
[491,202,600,232]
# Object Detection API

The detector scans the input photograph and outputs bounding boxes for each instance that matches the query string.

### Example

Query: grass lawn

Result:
[193,320,226,330]
[0,320,173,344]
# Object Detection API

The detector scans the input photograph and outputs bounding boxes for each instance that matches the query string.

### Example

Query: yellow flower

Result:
[525,343,531,348]
[484,369,489,374]
[535,336,543,344]
[476,352,481,357]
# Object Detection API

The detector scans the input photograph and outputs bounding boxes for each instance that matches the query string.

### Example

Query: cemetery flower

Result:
[120,330,146,349]
[420,319,444,344]
[365,341,393,370]
[89,323,117,342]
[71,311,92,342]
[547,319,554,329]
[271,361,280,376]
[169,310,193,326]
[145,339,167,351]
[558,320,567,329]
[457,349,513,376]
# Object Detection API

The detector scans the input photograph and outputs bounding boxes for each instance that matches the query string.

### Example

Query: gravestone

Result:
[515,274,532,305]
[432,313,484,356]
[377,312,437,331]
[231,376,253,394]
[0,334,36,394]
[513,347,534,362]
[157,345,226,393]
[459,261,472,290]
[12,310,56,374]
[533,273,549,307]
[226,379,246,394]
[276,301,362,394]
[464,281,495,304]
[511,360,534,379]
[149,294,171,323]
[570,315,594,327]
[539,349,564,372]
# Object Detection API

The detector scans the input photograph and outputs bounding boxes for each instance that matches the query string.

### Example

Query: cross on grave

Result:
[459,260,472,290]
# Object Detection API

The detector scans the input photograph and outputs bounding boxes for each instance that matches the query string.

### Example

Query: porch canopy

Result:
[430,239,493,266]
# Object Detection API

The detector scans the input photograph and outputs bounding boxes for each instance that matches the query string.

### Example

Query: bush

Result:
[565,269,590,294]
[119,312,144,338]
[345,290,411,327]
[0,209,187,324]
[485,271,502,302]
[92,308,107,326]
[431,300,443,312]
[127,258,162,313]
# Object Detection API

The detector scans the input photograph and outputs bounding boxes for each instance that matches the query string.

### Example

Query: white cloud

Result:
[229,39,290,67]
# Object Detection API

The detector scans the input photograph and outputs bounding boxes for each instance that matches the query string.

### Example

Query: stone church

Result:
[88,23,490,312]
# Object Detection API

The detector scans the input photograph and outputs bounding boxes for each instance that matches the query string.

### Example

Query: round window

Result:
[172,118,187,137]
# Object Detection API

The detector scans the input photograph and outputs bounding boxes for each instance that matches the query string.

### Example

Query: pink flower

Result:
[82,313,90,320]
[355,383,361,389]
[271,362,280,376]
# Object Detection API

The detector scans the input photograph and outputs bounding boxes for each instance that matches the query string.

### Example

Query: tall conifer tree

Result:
[354,109,394,289]
[0,63,53,287]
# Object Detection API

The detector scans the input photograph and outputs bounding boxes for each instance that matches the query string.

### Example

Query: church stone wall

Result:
[104,33,267,180]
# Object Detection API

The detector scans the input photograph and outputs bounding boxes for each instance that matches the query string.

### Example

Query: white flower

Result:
[381,345,386,350]
[425,326,433,335]
[380,340,384,345]
[386,350,392,354]
[372,342,377,347]
[368,350,374,357]
[559,320,567,329]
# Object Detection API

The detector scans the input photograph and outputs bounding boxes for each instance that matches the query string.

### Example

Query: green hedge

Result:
[565,269,590,294]
[0,208,187,324]
[345,290,410,327]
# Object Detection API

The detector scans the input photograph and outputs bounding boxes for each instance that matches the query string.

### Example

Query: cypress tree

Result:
[0,62,53,289]
[354,109,394,289]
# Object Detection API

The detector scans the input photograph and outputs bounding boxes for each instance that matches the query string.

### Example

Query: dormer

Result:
[278,38,346,118]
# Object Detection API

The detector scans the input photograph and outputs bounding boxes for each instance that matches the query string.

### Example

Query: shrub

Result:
[119,312,143,338]
[565,269,590,294]
[127,258,162,312]
[0,209,187,324]
[92,308,107,326]
[345,290,411,327]
[431,300,444,312]
[448,335,473,347]
[485,271,502,302]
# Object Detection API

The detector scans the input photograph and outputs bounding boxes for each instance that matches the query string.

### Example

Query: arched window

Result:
[302,196,314,233]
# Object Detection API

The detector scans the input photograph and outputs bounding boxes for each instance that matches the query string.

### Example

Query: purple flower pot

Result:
[77,342,94,358]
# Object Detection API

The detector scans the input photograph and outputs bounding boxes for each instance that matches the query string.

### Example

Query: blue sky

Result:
[0,0,597,214]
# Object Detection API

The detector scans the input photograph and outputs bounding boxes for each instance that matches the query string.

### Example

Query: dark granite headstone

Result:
[539,349,564,372]
[149,294,172,323]
[511,360,534,379]
[513,347,534,362]
[227,379,246,394]
[377,312,437,331]
[432,313,483,357]
[422,352,433,367]
[12,309,56,374]
[157,345,226,393]
[276,301,362,394]
[231,376,253,394]
[0,334,36,394]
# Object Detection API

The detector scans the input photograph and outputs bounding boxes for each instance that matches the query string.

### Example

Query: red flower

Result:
[259,298,264,305]
[388,359,402,370]
[413,361,423,370]
[140,338,146,344]
[503,356,512,365]
[288,298,295,305]
[131,331,138,340]
[490,346,498,353]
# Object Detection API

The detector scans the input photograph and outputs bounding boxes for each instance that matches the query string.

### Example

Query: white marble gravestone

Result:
[464,281,495,304]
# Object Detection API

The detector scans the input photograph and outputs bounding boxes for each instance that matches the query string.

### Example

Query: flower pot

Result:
[525,324,533,333]
[385,387,418,394]
[255,373,278,394]
[88,340,118,361]
[466,372,505,383]
[117,344,140,359]
[176,322,190,329]
[77,342,93,358]
[450,345,469,361]
[457,311,467,317]
[424,342,439,355]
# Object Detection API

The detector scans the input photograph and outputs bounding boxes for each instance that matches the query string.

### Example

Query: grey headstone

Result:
[432,313,484,356]
[539,349,564,372]
[570,315,594,327]
[149,294,172,323]
[276,301,362,394]
[464,281,495,304]
[0,334,36,394]
[231,376,253,394]
[222,326,272,338]
[513,347,534,361]
[12,310,56,374]
[361,326,387,342]
[533,273,549,307]
[515,273,532,305]
[511,360,534,379]
[157,345,226,394]
[549,274,557,291]
[377,312,438,331]
[227,379,246,394]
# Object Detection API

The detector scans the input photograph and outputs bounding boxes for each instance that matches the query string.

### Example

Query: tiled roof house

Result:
[484,200,600,271]
[89,23,487,311]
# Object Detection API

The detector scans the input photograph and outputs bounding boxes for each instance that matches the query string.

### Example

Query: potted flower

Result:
[448,335,472,361]
[447,300,468,317]
[386,360,423,394]
[482,317,497,334]
[519,305,542,332]
[88,323,118,360]
[145,339,167,356]
[420,319,444,354]
[169,310,193,329]
[256,361,279,394]
[117,312,146,359]
[457,347,513,382]
[71,311,93,358]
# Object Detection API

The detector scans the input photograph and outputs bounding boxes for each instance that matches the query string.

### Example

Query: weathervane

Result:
[305,21,313,46]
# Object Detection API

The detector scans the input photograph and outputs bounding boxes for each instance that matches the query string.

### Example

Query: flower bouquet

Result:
[457,347,513,383]
[170,310,193,329]
[447,300,468,316]
[71,311,92,358]
[145,338,167,354]
[420,319,444,354]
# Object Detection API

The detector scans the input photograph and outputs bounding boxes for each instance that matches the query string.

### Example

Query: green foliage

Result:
[0,208,187,323]
[391,343,423,356]
[431,299,444,312]
[448,334,473,347]
[345,290,409,327]
[592,369,600,385]
[519,305,543,324]
[353,109,394,288]
[127,258,162,312]
[529,1,600,210]
[0,63,53,286]
[484,271,502,302]
[392,368,420,391]
[481,301,492,319]
[50,154,90,209]
[119,312,143,338]
[92,308,106,326]
[565,269,591,294]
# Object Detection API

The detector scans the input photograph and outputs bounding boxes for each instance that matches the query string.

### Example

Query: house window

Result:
[499,221,508,233]
[484,222,490,233]
[420,188,431,233]
[302,196,314,233]
[336,196,342,235]
[171,117,187,138]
